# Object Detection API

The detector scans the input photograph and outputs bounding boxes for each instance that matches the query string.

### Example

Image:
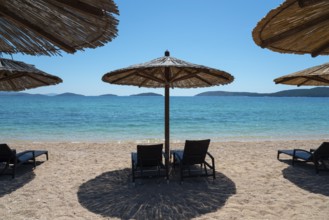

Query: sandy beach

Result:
[0,139,328,220]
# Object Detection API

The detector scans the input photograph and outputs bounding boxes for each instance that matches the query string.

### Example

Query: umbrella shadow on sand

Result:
[78,168,236,220]
[0,163,36,197]
[282,162,329,197]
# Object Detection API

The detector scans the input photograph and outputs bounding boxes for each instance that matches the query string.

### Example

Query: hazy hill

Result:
[0,92,42,96]
[196,91,263,97]
[98,94,118,97]
[56,92,85,97]
[130,92,162,96]
[196,87,329,97]
[1,87,329,97]
[268,87,329,97]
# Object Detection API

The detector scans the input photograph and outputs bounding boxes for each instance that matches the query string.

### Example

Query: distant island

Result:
[130,92,162,96]
[98,94,118,97]
[1,87,329,97]
[56,92,85,97]
[195,87,329,97]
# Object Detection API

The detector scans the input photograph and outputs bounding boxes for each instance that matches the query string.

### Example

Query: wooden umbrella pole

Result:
[164,66,170,177]
[164,85,170,168]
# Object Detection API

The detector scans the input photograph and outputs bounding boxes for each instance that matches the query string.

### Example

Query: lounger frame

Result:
[131,144,168,183]
[0,144,48,178]
[171,139,215,183]
[277,142,329,173]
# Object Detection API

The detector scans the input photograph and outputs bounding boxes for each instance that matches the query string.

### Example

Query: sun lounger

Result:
[171,139,215,182]
[277,142,329,173]
[0,143,48,178]
[131,143,168,183]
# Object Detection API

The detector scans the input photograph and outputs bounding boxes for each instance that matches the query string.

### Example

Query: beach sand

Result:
[0,140,328,220]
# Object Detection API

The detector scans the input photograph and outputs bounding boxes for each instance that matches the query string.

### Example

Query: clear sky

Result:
[10,1,329,96]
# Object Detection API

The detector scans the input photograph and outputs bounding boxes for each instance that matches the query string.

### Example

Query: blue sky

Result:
[10,1,329,96]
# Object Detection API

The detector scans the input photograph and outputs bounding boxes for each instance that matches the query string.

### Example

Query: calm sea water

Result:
[0,95,329,142]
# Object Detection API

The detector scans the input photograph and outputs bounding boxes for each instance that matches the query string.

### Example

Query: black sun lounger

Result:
[277,142,329,173]
[131,143,168,183]
[0,143,48,178]
[171,139,215,182]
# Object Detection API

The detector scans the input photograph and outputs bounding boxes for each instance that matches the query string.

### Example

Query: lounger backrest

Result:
[314,142,329,159]
[0,143,15,162]
[137,144,163,167]
[182,139,210,165]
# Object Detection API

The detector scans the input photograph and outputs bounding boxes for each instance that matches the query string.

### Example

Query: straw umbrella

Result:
[0,58,62,91]
[274,62,329,86]
[0,0,119,56]
[252,0,329,57]
[102,51,234,169]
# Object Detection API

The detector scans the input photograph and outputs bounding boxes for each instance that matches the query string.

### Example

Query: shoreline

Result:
[4,136,329,145]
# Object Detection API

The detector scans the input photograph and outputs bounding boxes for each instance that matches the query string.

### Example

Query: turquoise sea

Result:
[0,95,329,142]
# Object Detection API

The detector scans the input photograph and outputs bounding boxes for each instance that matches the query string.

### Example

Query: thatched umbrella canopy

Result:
[252,0,329,57]
[0,58,62,91]
[102,51,234,169]
[274,62,329,86]
[0,0,119,56]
